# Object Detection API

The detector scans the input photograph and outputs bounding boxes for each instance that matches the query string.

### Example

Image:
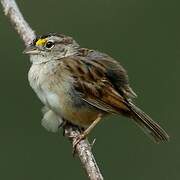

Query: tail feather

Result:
[127,102,169,143]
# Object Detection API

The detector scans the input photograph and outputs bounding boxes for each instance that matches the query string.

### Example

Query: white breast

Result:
[28,64,47,105]
[43,90,61,112]
[28,63,72,116]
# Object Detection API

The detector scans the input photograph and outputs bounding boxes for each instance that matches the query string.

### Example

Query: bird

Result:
[24,33,169,147]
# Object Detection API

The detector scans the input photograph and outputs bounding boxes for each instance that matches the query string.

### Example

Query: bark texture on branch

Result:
[1,0,104,179]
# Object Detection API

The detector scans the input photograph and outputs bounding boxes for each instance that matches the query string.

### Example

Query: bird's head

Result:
[24,33,79,64]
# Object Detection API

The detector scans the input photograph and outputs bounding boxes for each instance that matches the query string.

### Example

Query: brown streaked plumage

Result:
[24,33,169,145]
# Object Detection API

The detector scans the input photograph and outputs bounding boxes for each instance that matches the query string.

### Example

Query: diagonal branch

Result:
[1,0,35,45]
[0,0,103,179]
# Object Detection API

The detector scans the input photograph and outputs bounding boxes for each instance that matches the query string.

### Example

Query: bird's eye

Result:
[45,41,54,49]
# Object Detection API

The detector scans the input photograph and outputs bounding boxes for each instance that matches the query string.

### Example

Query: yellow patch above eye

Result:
[36,38,47,46]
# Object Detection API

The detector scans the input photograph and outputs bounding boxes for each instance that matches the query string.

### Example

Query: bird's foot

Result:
[72,133,87,156]
[73,133,86,148]
[72,135,96,156]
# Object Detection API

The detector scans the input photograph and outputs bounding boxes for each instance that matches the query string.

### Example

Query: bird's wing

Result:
[82,49,137,98]
[61,50,132,114]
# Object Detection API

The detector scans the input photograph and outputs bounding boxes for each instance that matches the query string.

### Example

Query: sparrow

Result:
[24,33,169,146]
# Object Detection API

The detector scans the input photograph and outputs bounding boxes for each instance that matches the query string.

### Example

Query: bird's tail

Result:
[127,102,169,143]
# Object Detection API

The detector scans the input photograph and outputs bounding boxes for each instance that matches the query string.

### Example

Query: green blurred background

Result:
[0,0,179,179]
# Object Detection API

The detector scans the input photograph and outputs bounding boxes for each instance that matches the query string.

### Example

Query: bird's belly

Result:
[35,86,99,128]
[46,92,100,127]
[39,88,67,116]
[63,106,100,128]
[46,91,100,128]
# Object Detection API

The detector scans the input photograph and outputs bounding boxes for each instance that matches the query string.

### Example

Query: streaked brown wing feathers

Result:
[62,56,129,113]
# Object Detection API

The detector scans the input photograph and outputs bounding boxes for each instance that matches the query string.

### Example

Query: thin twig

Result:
[0,0,103,179]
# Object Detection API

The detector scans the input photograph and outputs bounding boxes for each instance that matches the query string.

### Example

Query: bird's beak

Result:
[23,46,39,55]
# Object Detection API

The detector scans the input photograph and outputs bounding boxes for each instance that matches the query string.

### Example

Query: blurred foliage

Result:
[0,0,180,179]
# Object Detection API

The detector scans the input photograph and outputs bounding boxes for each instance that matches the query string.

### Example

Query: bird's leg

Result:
[73,114,102,149]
